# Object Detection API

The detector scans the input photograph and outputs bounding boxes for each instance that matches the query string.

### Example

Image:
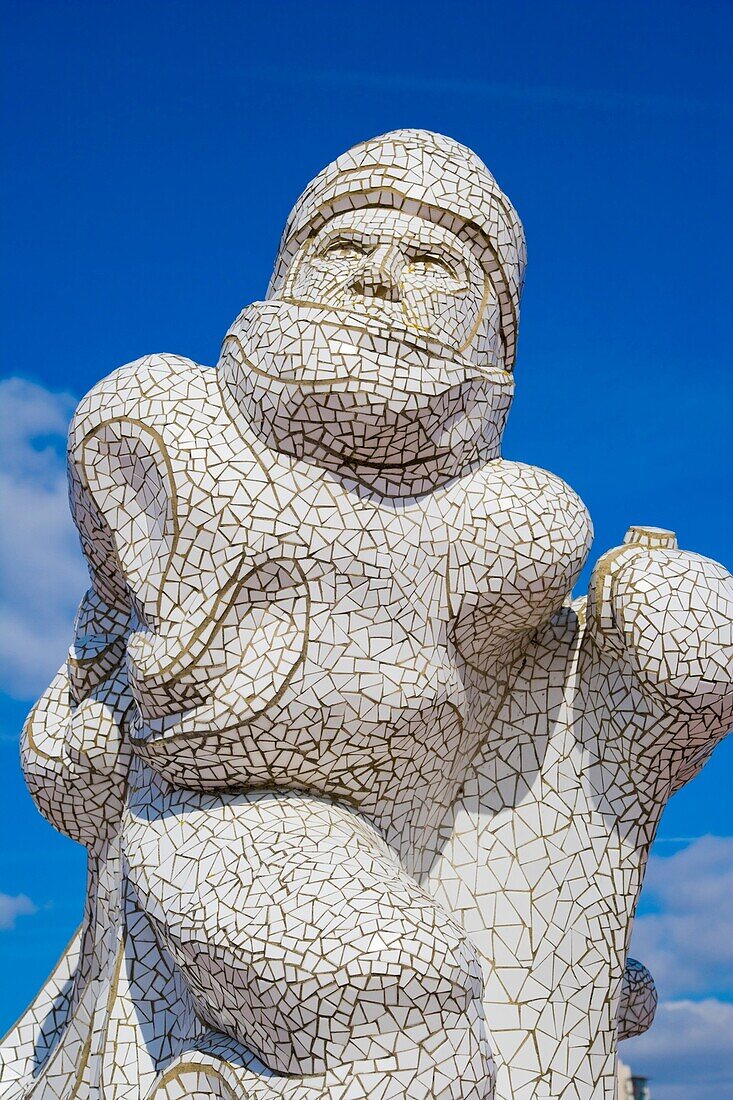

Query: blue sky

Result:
[0,2,731,1096]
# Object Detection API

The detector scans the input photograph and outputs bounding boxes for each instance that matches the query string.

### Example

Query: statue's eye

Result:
[318,240,367,261]
[408,254,458,280]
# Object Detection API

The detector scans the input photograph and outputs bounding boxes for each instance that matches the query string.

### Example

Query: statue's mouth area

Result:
[282,293,452,354]
[216,299,514,483]
[219,299,510,394]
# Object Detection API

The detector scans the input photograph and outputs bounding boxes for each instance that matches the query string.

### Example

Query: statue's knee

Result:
[174,867,484,1074]
[124,788,486,1075]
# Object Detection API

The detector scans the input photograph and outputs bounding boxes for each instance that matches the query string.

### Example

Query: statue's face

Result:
[219,206,513,493]
[284,209,493,356]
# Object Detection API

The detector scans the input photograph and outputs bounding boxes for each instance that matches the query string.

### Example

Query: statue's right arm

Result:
[21,386,135,850]
[586,531,733,791]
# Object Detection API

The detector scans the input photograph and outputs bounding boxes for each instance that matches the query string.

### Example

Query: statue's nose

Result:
[350,244,403,303]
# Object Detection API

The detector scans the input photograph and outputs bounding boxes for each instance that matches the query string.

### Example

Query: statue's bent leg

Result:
[123,775,493,1098]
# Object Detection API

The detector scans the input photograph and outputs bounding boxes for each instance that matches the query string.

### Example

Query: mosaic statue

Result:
[2,130,731,1100]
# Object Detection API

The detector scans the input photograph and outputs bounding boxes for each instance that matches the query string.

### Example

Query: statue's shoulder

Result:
[463,458,592,543]
[69,353,218,451]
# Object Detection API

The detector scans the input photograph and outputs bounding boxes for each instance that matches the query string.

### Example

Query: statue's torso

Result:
[72,354,590,848]
[12,353,678,1100]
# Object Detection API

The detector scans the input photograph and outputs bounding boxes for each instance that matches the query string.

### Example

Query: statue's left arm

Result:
[19,365,149,849]
[589,527,733,784]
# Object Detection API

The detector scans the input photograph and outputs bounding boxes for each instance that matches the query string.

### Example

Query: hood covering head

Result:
[268,128,526,371]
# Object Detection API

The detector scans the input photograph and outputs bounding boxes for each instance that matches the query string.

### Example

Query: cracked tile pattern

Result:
[1,130,731,1100]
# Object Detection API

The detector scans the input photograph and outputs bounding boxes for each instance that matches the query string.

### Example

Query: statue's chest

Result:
[83,403,496,640]
[95,416,499,708]
[168,470,455,637]
[123,456,469,730]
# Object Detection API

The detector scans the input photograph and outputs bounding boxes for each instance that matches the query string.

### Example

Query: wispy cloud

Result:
[622,836,733,1097]
[242,66,729,118]
[0,377,87,701]
[0,892,38,931]
[631,835,733,999]
[623,998,733,1100]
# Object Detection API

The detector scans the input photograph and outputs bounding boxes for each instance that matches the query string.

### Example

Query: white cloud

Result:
[622,998,733,1100]
[630,835,733,999]
[0,377,88,701]
[0,892,38,930]
[622,837,733,1096]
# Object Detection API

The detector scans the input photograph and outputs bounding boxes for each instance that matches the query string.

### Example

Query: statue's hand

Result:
[64,663,133,780]
[589,525,733,716]
[22,662,133,847]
